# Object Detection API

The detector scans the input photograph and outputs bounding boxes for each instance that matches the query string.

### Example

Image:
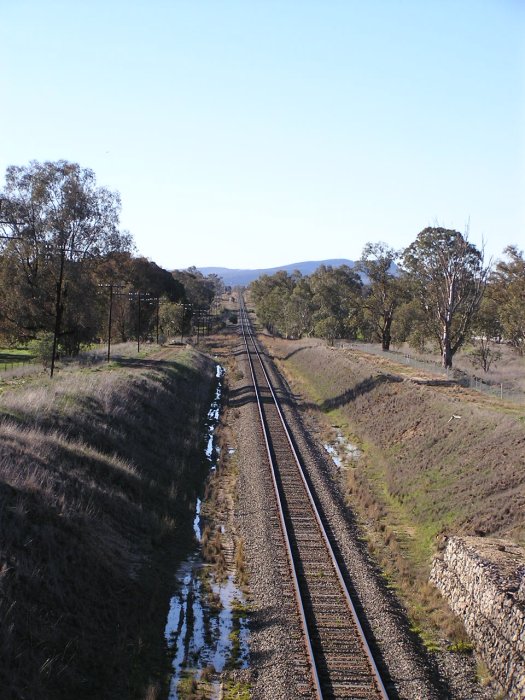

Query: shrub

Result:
[28,333,54,368]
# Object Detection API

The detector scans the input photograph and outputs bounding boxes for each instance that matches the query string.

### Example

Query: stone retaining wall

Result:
[430,536,525,699]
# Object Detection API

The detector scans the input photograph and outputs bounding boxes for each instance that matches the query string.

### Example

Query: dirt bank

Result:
[262,334,524,696]
[268,336,525,547]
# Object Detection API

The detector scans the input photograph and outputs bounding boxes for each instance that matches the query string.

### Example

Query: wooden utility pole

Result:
[50,247,66,378]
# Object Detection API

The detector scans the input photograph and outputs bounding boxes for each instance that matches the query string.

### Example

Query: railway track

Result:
[239,300,389,700]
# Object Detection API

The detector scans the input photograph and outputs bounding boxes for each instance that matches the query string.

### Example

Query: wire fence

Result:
[0,342,141,378]
[339,341,525,404]
[1,358,34,372]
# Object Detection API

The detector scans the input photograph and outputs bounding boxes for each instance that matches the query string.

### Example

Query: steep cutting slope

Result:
[0,348,216,700]
[269,337,525,546]
[264,334,524,655]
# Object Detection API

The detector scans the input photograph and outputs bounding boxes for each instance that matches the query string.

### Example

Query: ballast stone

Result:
[430,535,525,700]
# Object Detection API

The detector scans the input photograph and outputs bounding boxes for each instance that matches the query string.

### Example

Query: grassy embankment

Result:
[0,345,217,700]
[263,333,525,648]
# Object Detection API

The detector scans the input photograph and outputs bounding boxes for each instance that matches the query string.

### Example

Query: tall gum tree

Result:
[0,160,132,371]
[356,242,401,351]
[250,270,296,336]
[309,264,363,344]
[490,245,525,354]
[286,275,315,338]
[402,227,489,368]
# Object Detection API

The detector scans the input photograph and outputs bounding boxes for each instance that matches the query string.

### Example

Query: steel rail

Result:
[239,299,389,700]
[239,303,323,698]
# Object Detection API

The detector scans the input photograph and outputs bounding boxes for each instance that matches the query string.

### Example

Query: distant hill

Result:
[197,259,357,286]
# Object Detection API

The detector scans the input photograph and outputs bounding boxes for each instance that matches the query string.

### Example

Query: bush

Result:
[469,338,501,373]
[28,333,54,368]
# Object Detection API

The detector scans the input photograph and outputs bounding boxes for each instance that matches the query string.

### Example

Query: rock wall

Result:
[430,536,525,699]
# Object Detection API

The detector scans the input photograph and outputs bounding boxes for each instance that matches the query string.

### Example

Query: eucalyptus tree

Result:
[309,264,363,343]
[285,275,315,338]
[391,296,430,351]
[92,252,186,343]
[250,271,296,336]
[250,265,363,341]
[172,267,216,308]
[356,242,402,350]
[489,245,525,354]
[469,296,503,372]
[0,160,132,371]
[402,227,489,368]
[159,301,189,342]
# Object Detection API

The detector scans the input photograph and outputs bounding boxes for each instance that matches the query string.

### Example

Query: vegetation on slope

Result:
[0,347,217,700]
[265,334,525,642]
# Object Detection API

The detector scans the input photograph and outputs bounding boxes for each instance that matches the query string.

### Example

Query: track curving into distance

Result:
[239,299,389,700]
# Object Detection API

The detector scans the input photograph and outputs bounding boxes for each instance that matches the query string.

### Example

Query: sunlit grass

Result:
[0,346,34,371]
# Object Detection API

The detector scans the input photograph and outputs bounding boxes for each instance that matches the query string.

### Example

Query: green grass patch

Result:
[223,679,251,700]
[447,640,474,654]
[0,346,34,358]
[0,347,35,370]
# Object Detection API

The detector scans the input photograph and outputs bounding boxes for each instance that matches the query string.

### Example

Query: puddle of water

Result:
[324,432,361,468]
[164,364,249,698]
[324,443,343,468]
[193,499,202,541]
[204,365,224,469]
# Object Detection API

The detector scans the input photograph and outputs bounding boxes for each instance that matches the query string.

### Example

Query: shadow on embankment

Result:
[319,373,403,412]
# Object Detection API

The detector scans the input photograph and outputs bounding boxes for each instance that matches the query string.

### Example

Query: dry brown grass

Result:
[234,537,249,589]
[0,348,217,700]
[390,340,525,395]
[143,683,161,700]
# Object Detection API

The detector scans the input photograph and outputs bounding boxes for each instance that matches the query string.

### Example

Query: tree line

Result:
[0,160,223,365]
[250,232,524,369]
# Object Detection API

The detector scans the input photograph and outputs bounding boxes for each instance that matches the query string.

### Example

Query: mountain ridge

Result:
[197,258,356,286]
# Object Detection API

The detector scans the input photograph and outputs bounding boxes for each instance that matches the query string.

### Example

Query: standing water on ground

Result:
[164,365,249,699]
[324,432,362,469]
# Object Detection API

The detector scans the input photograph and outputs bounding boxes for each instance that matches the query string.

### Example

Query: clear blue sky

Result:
[1,0,523,270]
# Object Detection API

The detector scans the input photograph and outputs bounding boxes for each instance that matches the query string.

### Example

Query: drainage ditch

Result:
[164,365,249,698]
